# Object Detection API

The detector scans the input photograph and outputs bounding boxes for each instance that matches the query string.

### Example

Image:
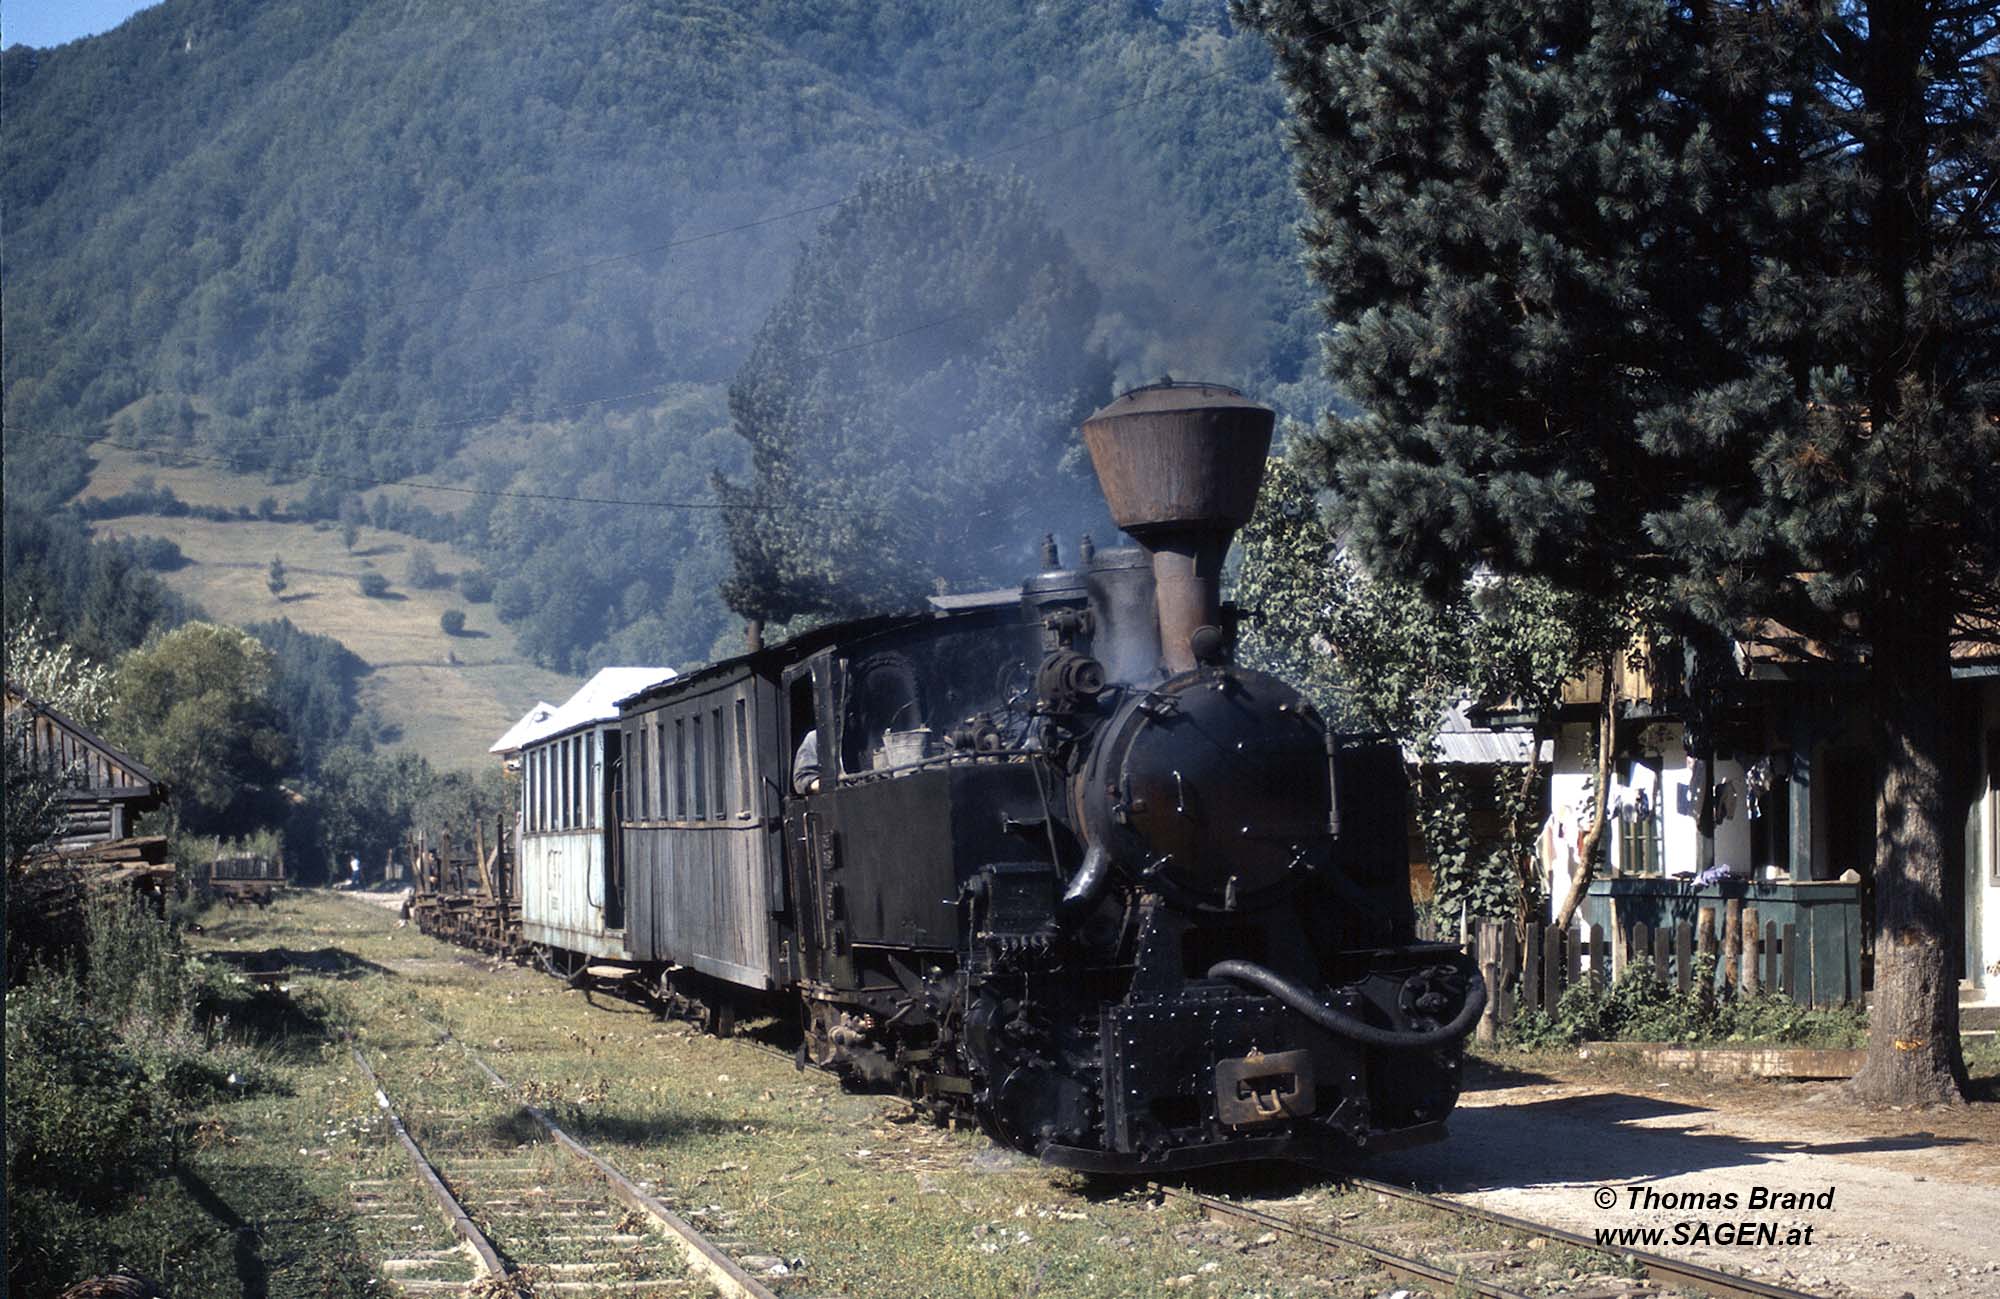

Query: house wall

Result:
[1971,681,2000,995]
[1544,722,1759,918]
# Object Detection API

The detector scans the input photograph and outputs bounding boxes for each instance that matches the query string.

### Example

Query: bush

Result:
[5,974,161,1201]
[1500,958,1868,1049]
[406,546,439,589]
[129,535,187,571]
[358,572,390,598]
[458,569,494,603]
[440,608,467,636]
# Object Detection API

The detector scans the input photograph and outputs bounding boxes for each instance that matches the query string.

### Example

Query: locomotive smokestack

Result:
[1081,381,1274,674]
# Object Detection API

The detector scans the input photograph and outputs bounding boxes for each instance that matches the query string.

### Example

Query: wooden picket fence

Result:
[1459,903,1829,1036]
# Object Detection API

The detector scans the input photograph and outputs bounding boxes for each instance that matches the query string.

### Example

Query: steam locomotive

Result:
[419,381,1483,1172]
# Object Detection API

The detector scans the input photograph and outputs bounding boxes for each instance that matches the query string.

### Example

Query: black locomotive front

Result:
[779,382,1481,1171]
[949,657,1480,1171]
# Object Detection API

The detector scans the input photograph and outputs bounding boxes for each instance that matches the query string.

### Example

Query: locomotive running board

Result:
[1038,1120,1448,1175]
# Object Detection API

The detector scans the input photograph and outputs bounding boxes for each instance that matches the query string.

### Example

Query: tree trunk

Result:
[1846,615,1968,1105]
[1554,653,1620,933]
[1509,742,1545,961]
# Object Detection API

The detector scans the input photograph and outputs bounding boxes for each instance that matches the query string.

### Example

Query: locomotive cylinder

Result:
[1080,382,1275,673]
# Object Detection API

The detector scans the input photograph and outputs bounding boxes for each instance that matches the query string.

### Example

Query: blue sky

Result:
[3,0,157,49]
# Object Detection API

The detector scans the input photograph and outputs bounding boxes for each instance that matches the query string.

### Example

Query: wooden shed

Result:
[4,679,166,848]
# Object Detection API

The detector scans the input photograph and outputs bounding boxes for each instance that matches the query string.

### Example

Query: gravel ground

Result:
[1366,1062,2000,1298]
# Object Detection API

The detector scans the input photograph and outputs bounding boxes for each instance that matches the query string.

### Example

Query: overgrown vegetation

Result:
[5,898,324,1295]
[1504,960,1869,1050]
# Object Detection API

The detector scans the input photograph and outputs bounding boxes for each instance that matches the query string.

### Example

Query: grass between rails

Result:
[194,893,1436,1298]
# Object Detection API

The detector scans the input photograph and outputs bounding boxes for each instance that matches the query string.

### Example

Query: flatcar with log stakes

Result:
[414,381,1484,1172]
[206,853,285,907]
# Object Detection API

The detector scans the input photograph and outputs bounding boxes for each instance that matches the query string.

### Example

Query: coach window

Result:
[635,724,650,821]
[523,751,535,832]
[654,718,668,824]
[734,698,751,818]
[691,714,707,820]
[674,718,687,821]
[711,706,726,820]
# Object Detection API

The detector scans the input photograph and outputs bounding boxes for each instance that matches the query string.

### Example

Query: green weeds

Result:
[1503,958,1868,1049]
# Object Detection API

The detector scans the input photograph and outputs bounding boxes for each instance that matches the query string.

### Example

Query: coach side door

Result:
[781,651,854,988]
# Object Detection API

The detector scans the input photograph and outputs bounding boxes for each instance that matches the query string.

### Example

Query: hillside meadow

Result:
[82,444,579,769]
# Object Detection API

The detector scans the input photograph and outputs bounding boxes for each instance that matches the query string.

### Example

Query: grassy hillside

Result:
[6,0,1320,679]
[83,443,579,769]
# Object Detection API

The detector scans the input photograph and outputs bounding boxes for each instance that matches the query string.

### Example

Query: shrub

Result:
[458,569,494,603]
[358,572,390,598]
[130,536,187,571]
[1500,957,1867,1049]
[5,973,161,1201]
[406,546,439,589]
[440,609,467,636]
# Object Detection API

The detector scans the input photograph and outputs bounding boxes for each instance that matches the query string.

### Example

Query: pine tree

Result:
[715,162,1114,625]
[267,555,287,599]
[1237,0,1998,1102]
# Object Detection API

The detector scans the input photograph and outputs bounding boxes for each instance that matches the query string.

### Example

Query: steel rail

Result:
[460,1049,785,1299]
[346,1043,511,1280]
[1347,1177,1829,1299]
[1151,1184,1535,1299]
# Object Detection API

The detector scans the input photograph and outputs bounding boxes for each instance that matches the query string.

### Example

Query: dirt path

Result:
[1369,1066,2000,1297]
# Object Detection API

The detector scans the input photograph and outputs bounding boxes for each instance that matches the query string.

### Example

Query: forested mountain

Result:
[3,0,1317,672]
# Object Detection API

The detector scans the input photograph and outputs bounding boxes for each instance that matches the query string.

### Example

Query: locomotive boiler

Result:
[435,380,1484,1173]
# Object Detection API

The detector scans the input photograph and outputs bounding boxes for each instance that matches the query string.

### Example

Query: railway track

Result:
[348,1041,782,1299]
[387,943,1832,1299]
[1156,1179,1832,1299]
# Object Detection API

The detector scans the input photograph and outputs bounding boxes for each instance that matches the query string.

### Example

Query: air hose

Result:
[1206,959,1487,1050]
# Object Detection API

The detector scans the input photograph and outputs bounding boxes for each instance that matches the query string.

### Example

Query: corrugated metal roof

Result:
[489,700,559,755]
[1414,697,1546,766]
[494,666,677,753]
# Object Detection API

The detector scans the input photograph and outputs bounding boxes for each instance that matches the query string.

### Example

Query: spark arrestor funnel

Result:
[1081,381,1274,673]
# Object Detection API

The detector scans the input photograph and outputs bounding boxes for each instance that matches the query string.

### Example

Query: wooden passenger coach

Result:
[618,664,788,992]
[512,668,677,966]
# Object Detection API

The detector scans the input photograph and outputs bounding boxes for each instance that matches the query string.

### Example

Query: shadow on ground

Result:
[208,946,395,981]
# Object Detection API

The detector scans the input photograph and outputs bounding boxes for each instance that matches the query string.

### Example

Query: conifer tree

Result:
[1237,0,1998,1102]
[715,163,1113,625]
